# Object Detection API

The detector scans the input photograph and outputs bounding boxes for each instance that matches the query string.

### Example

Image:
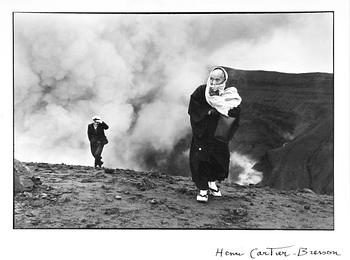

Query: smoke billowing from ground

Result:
[14,14,332,178]
[229,152,263,185]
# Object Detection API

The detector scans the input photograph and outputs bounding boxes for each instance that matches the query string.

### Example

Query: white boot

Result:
[196,190,209,203]
[208,181,222,197]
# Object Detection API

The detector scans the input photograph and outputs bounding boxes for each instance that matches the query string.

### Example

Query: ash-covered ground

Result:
[14,162,333,229]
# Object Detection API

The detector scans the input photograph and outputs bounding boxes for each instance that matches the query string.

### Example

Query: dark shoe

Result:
[99,161,104,167]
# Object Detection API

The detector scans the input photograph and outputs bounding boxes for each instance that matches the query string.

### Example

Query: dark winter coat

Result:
[188,68,241,189]
[87,122,109,144]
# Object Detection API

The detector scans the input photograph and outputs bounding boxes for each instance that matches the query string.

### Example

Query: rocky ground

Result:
[14,162,334,229]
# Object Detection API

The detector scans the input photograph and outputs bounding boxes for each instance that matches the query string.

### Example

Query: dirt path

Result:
[14,162,334,229]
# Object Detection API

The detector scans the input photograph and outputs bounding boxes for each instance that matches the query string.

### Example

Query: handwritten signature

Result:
[215,246,341,258]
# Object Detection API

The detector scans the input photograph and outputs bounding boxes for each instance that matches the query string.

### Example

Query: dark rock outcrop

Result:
[227,69,333,159]
[254,117,333,194]
[14,159,35,193]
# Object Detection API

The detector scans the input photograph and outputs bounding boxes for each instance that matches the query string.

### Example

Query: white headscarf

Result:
[205,67,242,116]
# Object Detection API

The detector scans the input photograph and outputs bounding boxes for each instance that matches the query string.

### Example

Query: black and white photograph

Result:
[2,0,350,259]
[13,11,334,230]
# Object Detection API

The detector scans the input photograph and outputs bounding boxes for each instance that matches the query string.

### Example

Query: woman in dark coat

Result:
[188,67,241,202]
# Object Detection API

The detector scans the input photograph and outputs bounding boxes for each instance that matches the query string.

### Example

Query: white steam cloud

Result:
[230,152,263,185]
[14,13,332,172]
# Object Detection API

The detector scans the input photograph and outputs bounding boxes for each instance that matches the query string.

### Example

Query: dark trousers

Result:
[190,138,230,190]
[90,141,104,166]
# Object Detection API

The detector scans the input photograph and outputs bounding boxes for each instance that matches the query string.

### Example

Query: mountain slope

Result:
[228,69,333,159]
[254,117,333,194]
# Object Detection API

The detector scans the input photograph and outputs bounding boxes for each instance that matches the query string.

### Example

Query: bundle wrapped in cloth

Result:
[205,67,242,143]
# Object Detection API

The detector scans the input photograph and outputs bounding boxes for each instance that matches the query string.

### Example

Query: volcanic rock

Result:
[136,177,157,191]
[254,117,333,194]
[14,159,35,193]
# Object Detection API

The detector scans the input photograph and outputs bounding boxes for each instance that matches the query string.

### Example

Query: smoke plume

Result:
[229,152,263,185]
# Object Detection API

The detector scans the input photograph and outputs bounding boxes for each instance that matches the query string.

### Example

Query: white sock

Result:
[199,190,208,196]
[208,181,218,190]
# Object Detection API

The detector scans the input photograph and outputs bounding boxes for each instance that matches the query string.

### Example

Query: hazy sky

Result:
[14,13,333,169]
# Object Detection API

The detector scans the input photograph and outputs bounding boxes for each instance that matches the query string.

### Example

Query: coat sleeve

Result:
[101,122,109,130]
[188,86,211,138]
[228,105,241,118]
[87,125,92,141]
[188,86,211,123]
